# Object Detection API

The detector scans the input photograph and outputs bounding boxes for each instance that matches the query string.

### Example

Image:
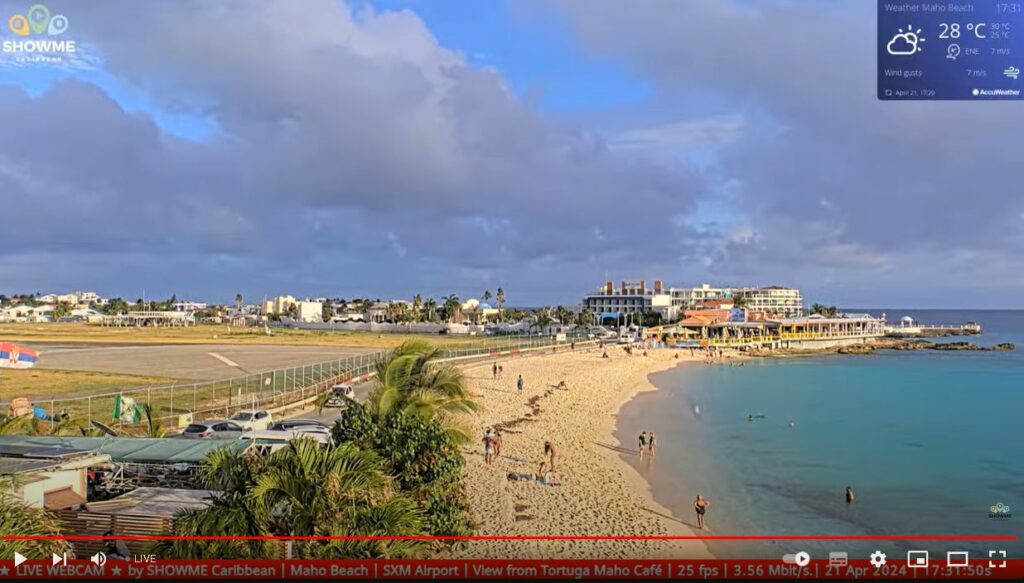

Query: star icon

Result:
[110,565,123,576]
[0,565,10,576]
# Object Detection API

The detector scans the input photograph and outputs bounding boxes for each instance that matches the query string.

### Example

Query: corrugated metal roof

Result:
[0,436,249,464]
[0,457,60,474]
[84,487,218,518]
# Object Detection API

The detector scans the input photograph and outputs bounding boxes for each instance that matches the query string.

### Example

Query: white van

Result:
[241,428,333,454]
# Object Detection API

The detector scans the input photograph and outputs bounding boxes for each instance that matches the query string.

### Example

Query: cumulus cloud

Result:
[554,0,1024,306]
[0,0,701,303]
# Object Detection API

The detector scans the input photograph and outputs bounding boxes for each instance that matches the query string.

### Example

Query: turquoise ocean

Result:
[616,310,1023,560]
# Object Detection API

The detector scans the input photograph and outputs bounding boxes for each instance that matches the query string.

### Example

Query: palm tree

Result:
[157,440,428,559]
[423,298,439,323]
[532,307,554,333]
[576,309,593,328]
[139,403,168,438]
[411,294,423,323]
[0,415,44,436]
[440,295,461,323]
[234,294,244,310]
[482,290,492,304]
[0,476,69,558]
[495,288,505,320]
[367,341,478,444]
[554,305,575,328]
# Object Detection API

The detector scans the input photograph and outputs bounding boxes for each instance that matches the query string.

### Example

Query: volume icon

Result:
[90,552,107,566]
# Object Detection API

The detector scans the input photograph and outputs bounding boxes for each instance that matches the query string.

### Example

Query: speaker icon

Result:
[90,552,107,566]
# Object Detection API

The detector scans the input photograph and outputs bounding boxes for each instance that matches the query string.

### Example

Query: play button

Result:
[13,552,26,567]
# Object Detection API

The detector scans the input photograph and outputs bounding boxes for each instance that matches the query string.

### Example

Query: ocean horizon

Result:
[616,309,1023,560]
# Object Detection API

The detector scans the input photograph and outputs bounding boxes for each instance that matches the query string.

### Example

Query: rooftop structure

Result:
[582,280,676,321]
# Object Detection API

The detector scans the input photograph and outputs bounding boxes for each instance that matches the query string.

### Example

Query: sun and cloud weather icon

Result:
[887,25,925,56]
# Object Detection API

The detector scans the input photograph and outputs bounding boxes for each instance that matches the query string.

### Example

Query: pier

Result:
[884,315,981,337]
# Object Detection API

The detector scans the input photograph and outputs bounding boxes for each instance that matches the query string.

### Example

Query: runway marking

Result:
[208,352,241,368]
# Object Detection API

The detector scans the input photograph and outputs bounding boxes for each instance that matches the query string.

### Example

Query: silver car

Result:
[181,420,245,439]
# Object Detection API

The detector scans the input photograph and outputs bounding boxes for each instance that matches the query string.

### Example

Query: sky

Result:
[0,0,1021,308]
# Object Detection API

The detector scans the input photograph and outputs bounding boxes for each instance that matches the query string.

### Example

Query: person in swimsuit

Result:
[694,495,710,529]
[543,441,557,471]
[493,430,503,458]
[638,432,647,458]
[517,374,524,394]
[846,486,855,504]
[648,432,657,458]
[492,362,498,379]
[483,429,495,465]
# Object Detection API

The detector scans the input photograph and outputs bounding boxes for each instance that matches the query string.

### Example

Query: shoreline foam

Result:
[453,347,713,559]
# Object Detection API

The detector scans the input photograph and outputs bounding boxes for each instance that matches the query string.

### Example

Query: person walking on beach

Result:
[648,432,657,458]
[543,441,557,471]
[694,495,710,529]
[492,362,498,379]
[846,486,855,504]
[638,432,647,458]
[517,374,524,394]
[483,429,495,465]
[493,430,503,458]
[498,364,504,379]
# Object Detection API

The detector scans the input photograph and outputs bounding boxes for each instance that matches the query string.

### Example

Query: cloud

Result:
[0,0,703,303]
[553,0,1024,306]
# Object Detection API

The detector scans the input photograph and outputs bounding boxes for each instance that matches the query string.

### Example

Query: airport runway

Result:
[28,343,379,381]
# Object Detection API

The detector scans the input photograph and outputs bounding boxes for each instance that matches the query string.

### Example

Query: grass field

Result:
[0,322,517,349]
[0,368,179,402]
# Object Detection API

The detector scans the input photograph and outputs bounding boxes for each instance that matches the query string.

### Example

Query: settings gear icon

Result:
[869,550,887,568]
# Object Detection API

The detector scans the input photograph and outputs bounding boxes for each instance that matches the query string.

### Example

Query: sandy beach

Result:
[452,346,714,559]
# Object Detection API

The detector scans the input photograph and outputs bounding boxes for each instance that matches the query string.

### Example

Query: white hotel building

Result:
[583,281,804,321]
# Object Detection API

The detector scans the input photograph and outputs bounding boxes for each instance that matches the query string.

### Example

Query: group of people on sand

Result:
[491,362,505,380]
[637,431,657,458]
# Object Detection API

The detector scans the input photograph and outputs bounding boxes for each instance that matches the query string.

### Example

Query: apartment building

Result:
[732,286,803,317]
[582,280,677,320]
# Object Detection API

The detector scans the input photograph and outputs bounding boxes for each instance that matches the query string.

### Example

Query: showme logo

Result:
[4,4,75,62]
[989,502,1011,519]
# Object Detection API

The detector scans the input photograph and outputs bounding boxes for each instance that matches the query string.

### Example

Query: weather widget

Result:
[878,1,1024,99]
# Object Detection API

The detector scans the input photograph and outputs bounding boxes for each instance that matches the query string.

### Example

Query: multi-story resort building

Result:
[584,280,805,321]
[582,280,676,321]
[670,283,734,310]
[732,286,803,317]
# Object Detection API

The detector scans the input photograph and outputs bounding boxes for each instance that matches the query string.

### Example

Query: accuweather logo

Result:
[4,4,75,60]
[989,502,1011,519]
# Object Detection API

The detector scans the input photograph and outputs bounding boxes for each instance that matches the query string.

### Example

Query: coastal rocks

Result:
[837,345,876,355]
[862,339,1015,352]
[927,341,981,351]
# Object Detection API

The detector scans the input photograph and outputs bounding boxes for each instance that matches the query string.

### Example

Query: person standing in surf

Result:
[694,494,710,529]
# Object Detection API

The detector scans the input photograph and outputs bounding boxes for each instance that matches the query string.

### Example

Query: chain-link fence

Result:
[28,332,593,431]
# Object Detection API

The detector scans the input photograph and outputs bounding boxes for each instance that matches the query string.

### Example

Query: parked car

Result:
[181,420,245,439]
[268,419,329,431]
[324,384,355,408]
[241,428,333,453]
[230,409,273,430]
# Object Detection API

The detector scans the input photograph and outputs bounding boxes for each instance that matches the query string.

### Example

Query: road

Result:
[284,378,375,425]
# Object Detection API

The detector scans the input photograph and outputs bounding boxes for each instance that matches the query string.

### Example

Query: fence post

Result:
[87,396,92,425]
[193,383,197,414]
